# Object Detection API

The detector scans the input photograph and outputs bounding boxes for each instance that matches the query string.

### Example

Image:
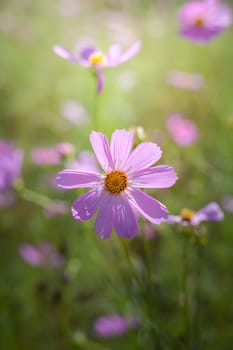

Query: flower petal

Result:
[191,202,224,225]
[53,45,79,63]
[90,131,114,172]
[110,129,134,169]
[72,189,102,221]
[105,45,122,66]
[131,165,178,188]
[119,41,141,64]
[125,142,162,174]
[95,193,113,239]
[128,188,168,224]
[113,195,138,238]
[57,170,100,189]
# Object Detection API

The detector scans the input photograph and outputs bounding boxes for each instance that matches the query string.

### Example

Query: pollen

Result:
[104,170,128,194]
[89,52,106,65]
[180,208,195,221]
[194,17,204,27]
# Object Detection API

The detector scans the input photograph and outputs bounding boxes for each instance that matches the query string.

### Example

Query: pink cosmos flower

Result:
[0,140,23,207]
[93,314,139,338]
[57,129,177,239]
[166,114,199,146]
[19,241,64,267]
[31,143,74,166]
[67,150,99,173]
[167,202,224,226]
[178,0,232,44]
[166,70,204,90]
[53,42,141,93]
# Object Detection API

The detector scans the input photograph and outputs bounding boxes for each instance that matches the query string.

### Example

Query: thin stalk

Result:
[181,234,192,349]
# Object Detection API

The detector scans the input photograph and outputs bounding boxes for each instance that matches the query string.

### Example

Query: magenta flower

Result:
[166,114,199,146]
[166,70,204,90]
[53,41,141,93]
[67,150,99,173]
[19,241,64,267]
[167,202,224,226]
[178,0,232,44]
[31,143,74,166]
[0,140,23,207]
[57,129,177,239]
[93,314,139,338]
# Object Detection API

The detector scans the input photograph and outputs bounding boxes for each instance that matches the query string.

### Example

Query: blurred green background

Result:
[1,0,233,349]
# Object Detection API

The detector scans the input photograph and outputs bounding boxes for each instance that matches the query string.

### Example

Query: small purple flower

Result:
[67,150,99,173]
[61,100,89,125]
[0,140,23,207]
[166,114,199,146]
[93,314,139,338]
[57,129,177,239]
[178,0,232,44]
[19,241,64,267]
[43,200,68,218]
[53,41,141,93]
[167,202,224,226]
[31,143,74,166]
[166,70,204,90]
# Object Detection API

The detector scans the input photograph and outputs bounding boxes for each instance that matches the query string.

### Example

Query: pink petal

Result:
[110,129,134,169]
[57,170,100,189]
[192,202,224,225]
[129,188,168,224]
[71,189,102,221]
[90,132,114,172]
[119,41,141,64]
[106,45,122,66]
[19,244,42,266]
[53,45,79,63]
[131,165,178,188]
[95,193,114,239]
[125,142,162,174]
[113,195,138,238]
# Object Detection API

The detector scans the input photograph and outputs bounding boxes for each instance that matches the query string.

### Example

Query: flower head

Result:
[178,0,232,43]
[19,241,64,267]
[31,143,74,166]
[53,41,141,93]
[93,314,139,338]
[0,140,23,207]
[167,202,224,226]
[166,70,204,90]
[57,129,177,239]
[166,114,199,146]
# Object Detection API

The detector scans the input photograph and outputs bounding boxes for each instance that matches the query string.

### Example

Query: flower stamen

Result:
[89,52,106,65]
[194,17,204,27]
[104,170,128,194]
[180,208,195,222]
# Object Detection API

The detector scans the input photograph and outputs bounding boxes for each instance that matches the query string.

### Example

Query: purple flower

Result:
[67,150,99,173]
[93,314,139,338]
[178,0,232,44]
[166,70,204,90]
[167,202,224,226]
[0,140,23,207]
[43,200,68,218]
[53,41,141,93]
[57,129,177,239]
[221,195,233,213]
[166,114,199,146]
[19,241,64,267]
[31,143,74,166]
[61,100,89,125]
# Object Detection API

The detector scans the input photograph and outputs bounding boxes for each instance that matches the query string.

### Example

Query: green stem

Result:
[14,180,54,209]
[181,234,191,349]
[120,238,143,290]
[193,242,204,350]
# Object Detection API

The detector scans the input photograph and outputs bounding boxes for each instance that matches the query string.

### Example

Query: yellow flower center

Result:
[104,170,128,194]
[89,52,106,65]
[194,17,204,27]
[180,208,195,221]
